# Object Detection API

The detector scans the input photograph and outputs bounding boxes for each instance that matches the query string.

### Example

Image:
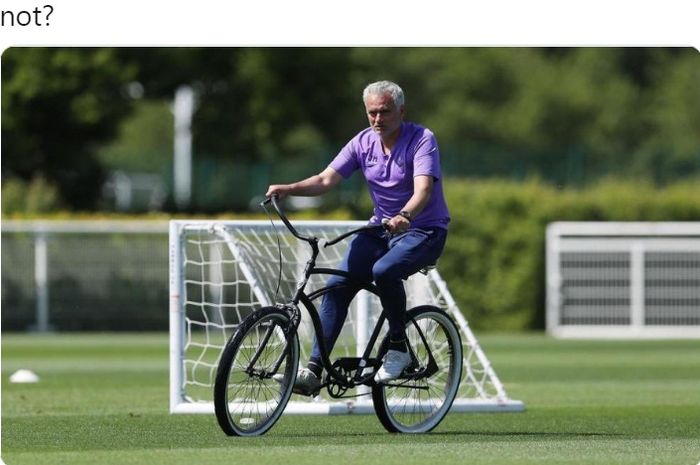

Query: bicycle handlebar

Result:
[323,221,388,248]
[262,195,388,247]
[262,195,312,243]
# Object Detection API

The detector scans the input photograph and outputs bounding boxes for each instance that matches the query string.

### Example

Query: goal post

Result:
[169,219,524,414]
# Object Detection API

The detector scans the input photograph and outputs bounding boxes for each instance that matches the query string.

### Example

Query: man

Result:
[266,80,450,395]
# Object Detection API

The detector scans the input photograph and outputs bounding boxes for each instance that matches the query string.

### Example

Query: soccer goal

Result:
[169,220,524,415]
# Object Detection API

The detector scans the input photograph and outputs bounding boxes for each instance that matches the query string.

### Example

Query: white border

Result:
[1,1,699,49]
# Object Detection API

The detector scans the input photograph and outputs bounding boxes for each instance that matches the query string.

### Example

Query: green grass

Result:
[2,333,700,465]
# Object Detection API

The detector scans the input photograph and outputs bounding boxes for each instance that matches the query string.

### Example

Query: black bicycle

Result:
[213,195,463,436]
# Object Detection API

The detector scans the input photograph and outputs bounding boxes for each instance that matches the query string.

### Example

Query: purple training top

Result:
[329,122,450,230]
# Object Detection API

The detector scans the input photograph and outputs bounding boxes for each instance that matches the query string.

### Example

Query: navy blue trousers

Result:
[309,226,447,362]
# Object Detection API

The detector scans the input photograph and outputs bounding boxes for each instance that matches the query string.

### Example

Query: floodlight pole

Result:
[173,85,195,210]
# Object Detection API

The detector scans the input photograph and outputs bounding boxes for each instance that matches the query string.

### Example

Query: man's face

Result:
[365,93,404,138]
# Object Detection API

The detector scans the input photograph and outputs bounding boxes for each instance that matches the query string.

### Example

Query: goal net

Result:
[169,220,524,414]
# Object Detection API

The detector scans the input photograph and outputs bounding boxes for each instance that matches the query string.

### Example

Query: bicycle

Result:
[213,195,463,436]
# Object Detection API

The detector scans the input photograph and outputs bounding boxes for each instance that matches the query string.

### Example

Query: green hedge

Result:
[439,178,700,330]
[3,178,698,332]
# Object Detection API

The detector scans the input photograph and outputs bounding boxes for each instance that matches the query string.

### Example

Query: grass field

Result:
[2,333,699,465]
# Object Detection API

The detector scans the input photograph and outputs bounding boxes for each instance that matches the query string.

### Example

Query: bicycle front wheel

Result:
[372,305,463,433]
[214,306,299,436]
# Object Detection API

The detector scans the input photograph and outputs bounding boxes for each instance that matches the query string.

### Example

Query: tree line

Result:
[2,47,699,211]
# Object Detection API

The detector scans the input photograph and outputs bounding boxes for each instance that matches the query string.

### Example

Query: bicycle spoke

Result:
[372,306,462,433]
[214,307,299,436]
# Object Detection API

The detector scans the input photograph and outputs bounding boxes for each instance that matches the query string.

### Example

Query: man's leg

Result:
[373,228,447,339]
[307,229,388,376]
[373,228,447,381]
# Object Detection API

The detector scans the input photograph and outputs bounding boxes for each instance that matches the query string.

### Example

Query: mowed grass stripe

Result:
[3,333,700,465]
[4,405,700,450]
[5,438,700,465]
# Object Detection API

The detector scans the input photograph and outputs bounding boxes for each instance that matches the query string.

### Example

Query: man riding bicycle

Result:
[266,80,450,395]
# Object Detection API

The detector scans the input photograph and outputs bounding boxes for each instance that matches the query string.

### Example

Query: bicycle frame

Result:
[263,195,393,390]
[213,198,467,435]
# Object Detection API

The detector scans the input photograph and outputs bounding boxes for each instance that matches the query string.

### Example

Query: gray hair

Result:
[363,81,405,107]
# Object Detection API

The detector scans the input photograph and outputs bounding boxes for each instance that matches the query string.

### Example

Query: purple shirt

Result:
[329,122,450,230]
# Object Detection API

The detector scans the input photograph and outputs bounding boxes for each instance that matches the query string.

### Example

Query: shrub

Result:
[1,176,63,215]
[441,178,700,330]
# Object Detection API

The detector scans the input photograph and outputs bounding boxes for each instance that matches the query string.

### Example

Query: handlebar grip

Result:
[261,194,277,207]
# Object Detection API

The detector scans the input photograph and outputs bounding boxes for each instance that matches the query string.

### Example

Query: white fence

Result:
[1,220,169,331]
[546,222,700,339]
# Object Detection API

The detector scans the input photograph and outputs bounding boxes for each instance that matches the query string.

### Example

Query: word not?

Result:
[1,5,54,27]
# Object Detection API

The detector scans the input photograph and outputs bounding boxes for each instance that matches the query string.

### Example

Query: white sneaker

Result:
[374,350,412,383]
[273,367,321,397]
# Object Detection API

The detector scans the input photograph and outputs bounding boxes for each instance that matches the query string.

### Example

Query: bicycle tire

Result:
[372,305,463,433]
[214,306,299,436]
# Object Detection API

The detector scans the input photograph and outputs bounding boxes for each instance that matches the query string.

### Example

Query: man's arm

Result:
[265,167,343,200]
[387,175,433,233]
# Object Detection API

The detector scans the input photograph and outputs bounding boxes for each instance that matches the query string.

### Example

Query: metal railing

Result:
[2,220,169,332]
[546,222,700,338]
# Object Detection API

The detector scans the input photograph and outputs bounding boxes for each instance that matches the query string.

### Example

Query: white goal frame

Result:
[169,219,524,415]
[547,222,700,339]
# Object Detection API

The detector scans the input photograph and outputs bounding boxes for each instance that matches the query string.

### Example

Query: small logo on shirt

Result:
[365,152,379,167]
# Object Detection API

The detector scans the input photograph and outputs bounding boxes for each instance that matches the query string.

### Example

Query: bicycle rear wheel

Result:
[214,306,299,436]
[372,305,463,433]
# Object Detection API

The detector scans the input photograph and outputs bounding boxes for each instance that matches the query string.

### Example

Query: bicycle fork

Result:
[244,306,301,379]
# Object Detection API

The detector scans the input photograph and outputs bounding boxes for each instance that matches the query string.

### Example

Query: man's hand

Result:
[265,184,292,200]
[386,215,410,234]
